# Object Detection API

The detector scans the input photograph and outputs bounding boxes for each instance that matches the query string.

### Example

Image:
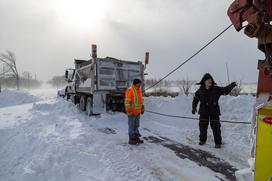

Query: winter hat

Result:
[133,79,142,85]
[196,73,216,85]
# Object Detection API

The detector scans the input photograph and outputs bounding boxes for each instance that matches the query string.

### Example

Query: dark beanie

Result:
[133,79,142,85]
[196,73,216,85]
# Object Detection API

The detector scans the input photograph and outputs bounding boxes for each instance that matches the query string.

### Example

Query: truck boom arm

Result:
[228,0,272,97]
[228,0,272,31]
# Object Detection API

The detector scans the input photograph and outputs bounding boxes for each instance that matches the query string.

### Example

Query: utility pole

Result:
[28,72,30,89]
[225,63,230,84]
[0,65,3,92]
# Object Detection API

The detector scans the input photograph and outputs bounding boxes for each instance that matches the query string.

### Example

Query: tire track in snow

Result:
[30,99,159,181]
[143,135,237,181]
[102,143,161,181]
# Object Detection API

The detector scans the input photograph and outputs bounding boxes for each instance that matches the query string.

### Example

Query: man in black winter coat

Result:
[192,73,237,148]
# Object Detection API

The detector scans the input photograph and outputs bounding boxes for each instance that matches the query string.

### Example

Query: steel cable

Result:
[145,24,233,91]
[145,110,251,125]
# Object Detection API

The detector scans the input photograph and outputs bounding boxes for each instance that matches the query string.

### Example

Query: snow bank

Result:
[146,84,257,94]
[1,97,223,181]
[0,88,257,180]
[0,89,39,108]
[143,94,255,168]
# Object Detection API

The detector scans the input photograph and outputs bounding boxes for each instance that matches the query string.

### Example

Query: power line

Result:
[145,110,251,125]
[145,24,233,91]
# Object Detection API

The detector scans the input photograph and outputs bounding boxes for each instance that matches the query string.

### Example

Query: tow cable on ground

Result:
[145,110,251,125]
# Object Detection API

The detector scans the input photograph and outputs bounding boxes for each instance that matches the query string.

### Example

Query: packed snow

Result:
[0,88,255,181]
[0,89,39,108]
[144,95,255,168]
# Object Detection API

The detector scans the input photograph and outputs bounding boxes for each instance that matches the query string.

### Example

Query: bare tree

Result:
[178,78,194,96]
[0,51,19,89]
[0,63,10,77]
[22,71,32,89]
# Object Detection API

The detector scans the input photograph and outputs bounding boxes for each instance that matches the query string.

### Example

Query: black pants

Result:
[199,115,222,144]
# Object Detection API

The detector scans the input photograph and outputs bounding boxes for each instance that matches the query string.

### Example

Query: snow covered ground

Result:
[0,89,40,108]
[0,88,255,181]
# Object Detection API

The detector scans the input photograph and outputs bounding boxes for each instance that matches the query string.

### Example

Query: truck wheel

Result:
[86,97,93,116]
[71,95,76,104]
[66,93,70,100]
[79,96,86,111]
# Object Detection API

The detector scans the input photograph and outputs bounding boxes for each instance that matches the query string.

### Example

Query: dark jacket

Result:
[192,84,235,117]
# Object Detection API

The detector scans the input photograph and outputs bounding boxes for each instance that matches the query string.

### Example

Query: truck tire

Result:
[71,95,75,104]
[86,97,93,116]
[66,93,70,100]
[79,96,86,111]
[71,95,77,104]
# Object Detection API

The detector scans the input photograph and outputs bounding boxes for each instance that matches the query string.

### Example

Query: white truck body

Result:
[65,57,145,115]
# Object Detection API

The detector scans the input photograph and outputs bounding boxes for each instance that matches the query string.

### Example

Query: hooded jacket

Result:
[192,74,235,117]
[196,73,216,86]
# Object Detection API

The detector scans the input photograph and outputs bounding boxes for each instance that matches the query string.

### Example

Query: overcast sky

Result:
[0,0,264,83]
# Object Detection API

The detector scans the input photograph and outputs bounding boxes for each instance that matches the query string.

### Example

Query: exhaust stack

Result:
[92,44,97,61]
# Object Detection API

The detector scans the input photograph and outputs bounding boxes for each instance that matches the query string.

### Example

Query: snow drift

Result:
[0,89,39,108]
[0,89,256,181]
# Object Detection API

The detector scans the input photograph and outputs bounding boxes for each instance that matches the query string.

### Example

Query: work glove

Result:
[141,105,145,115]
[230,82,237,87]
[192,108,197,115]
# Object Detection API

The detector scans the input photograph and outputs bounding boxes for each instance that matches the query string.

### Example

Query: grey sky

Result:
[0,0,264,83]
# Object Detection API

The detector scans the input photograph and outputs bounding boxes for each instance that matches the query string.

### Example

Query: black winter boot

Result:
[135,137,144,144]
[199,141,206,145]
[128,137,138,145]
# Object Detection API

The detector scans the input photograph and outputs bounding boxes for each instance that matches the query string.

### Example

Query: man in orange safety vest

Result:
[125,79,145,145]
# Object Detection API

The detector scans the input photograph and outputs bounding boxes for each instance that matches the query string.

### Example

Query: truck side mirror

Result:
[65,70,68,80]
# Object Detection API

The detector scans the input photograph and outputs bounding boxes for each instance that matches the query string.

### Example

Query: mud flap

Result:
[93,92,106,114]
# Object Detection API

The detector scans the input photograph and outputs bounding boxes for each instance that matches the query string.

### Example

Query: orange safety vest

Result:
[125,84,143,116]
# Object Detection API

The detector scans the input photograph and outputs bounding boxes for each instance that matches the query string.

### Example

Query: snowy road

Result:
[0,88,255,181]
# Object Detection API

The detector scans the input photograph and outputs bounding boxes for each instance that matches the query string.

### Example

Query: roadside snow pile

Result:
[0,96,228,181]
[143,94,256,168]
[0,89,40,108]
[0,89,257,180]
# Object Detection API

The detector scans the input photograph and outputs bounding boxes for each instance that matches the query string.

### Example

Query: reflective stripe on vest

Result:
[131,87,138,104]
[131,86,142,108]
[125,87,142,109]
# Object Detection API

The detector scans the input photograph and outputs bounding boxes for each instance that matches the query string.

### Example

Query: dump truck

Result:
[65,45,149,115]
